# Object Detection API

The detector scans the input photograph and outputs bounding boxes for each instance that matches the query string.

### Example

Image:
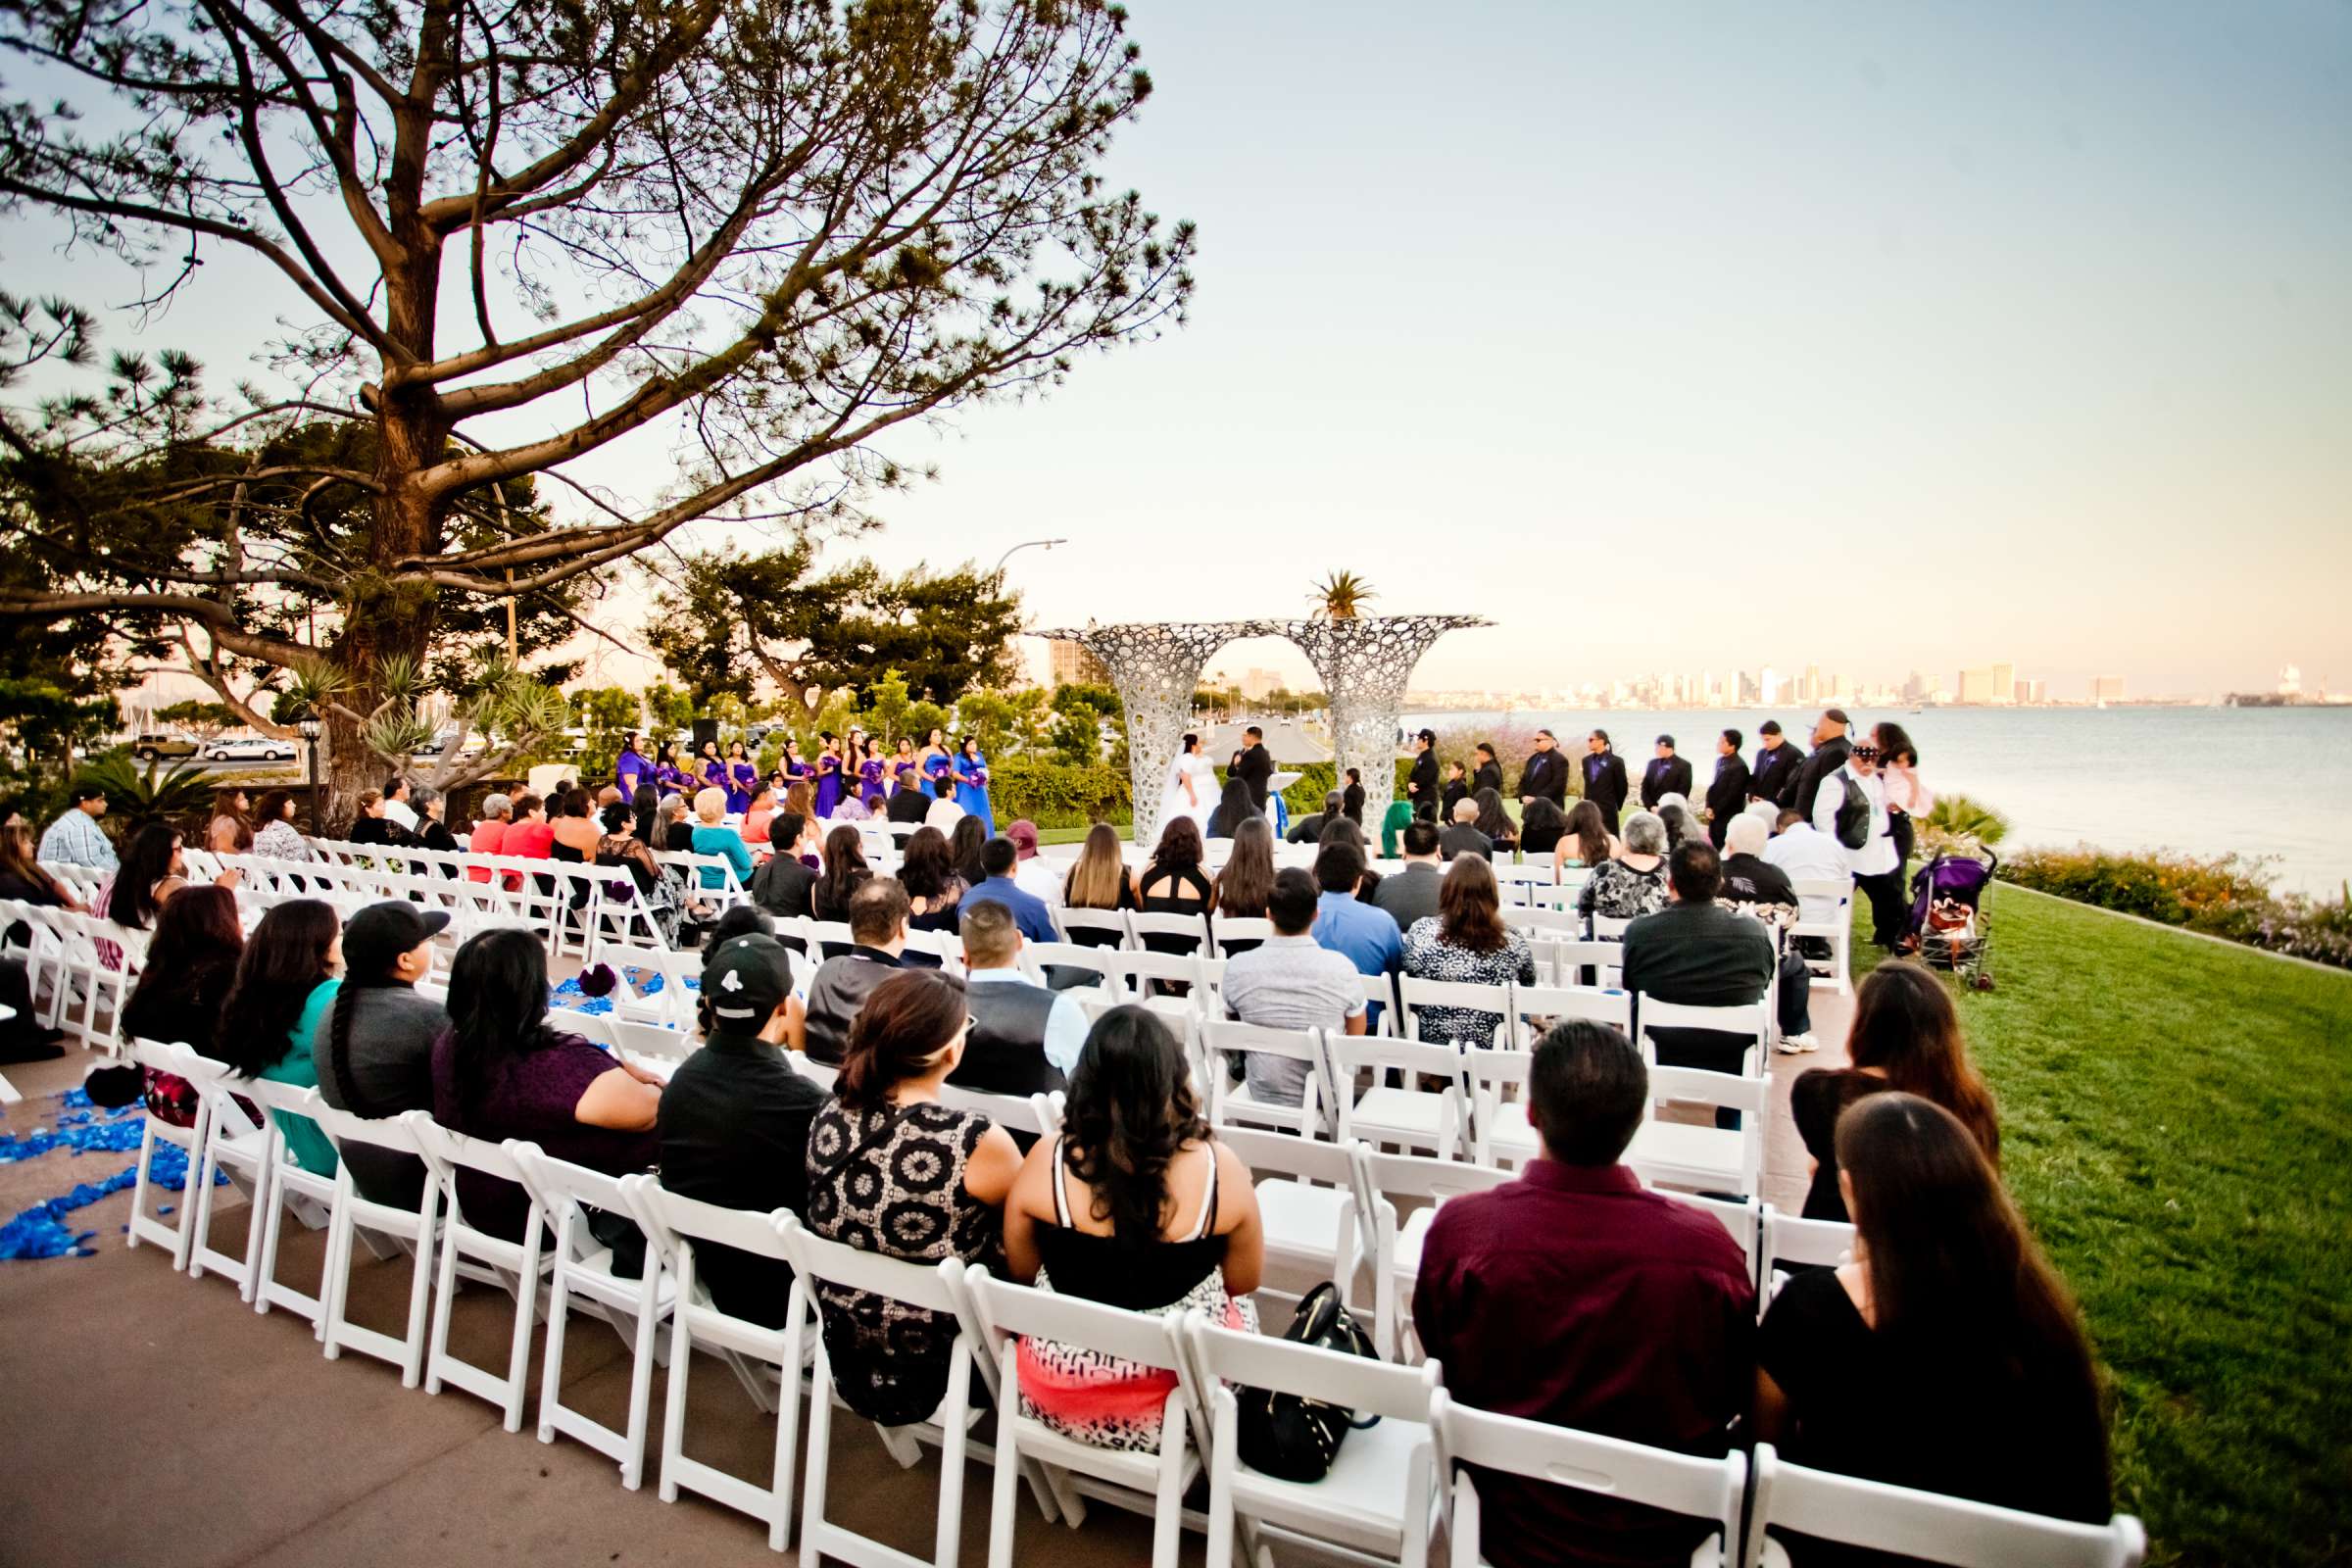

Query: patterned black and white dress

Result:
[1399,920,1538,1046]
[805,1098,1004,1425]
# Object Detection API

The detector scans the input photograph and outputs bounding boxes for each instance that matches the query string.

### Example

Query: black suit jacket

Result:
[1789,736,1853,818]
[1583,752,1629,820]
[1407,752,1441,816]
[1748,743,1804,806]
[1641,756,1693,809]
[1235,743,1274,808]
[1520,749,1568,807]
[1472,760,1504,797]
[1705,755,1752,846]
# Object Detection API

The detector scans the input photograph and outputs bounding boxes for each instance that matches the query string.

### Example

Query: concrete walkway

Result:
[0,975,1852,1567]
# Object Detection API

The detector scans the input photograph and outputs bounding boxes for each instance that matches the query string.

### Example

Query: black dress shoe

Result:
[0,1040,68,1065]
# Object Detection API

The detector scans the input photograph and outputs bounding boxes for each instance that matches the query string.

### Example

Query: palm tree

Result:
[1918,793,2012,857]
[1310,570,1376,620]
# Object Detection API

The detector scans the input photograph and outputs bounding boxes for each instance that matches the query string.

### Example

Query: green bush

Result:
[2000,846,2352,970]
[989,756,1132,829]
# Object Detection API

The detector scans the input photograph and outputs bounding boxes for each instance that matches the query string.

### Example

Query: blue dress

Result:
[858,759,888,808]
[813,755,844,818]
[615,747,650,805]
[726,761,758,815]
[954,751,995,838]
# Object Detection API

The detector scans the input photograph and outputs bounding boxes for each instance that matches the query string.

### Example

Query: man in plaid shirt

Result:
[37,785,118,870]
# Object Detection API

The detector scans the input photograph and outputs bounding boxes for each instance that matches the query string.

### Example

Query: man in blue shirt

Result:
[1311,840,1399,1023]
[961,836,1057,944]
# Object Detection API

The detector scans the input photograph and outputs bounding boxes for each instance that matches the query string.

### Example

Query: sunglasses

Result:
[1852,746,1883,761]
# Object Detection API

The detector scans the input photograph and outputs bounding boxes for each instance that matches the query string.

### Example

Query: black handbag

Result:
[1234,1282,1382,1482]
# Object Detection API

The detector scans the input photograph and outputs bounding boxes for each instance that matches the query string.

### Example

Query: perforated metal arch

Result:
[1037,614,1490,842]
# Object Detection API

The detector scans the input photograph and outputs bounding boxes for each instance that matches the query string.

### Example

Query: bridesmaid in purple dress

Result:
[695,740,728,802]
[655,745,692,794]
[812,732,845,818]
[724,742,758,814]
[857,738,889,805]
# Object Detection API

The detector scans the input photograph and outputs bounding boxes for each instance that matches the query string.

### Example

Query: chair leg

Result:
[254,1159,288,1317]
[932,1348,972,1568]
[620,1276,661,1491]
[424,1211,462,1396]
[770,1283,808,1548]
[503,1237,543,1433]
[1152,1401,1189,1568]
[400,1193,439,1389]
[657,1315,692,1504]
[536,1270,572,1446]
[800,1337,837,1555]
[987,1413,1022,1568]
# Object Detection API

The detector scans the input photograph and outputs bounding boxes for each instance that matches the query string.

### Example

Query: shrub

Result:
[989,757,1131,829]
[2000,846,2352,971]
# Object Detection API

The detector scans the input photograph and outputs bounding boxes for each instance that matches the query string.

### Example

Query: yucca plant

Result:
[1310,570,1375,620]
[74,752,219,832]
[1917,792,2012,858]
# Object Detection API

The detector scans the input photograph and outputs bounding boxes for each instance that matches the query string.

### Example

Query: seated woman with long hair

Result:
[811,823,872,924]
[1471,786,1518,853]
[1757,1094,2110,1548]
[429,927,662,1245]
[214,899,343,1176]
[1210,815,1277,929]
[121,883,245,1126]
[1004,1006,1264,1451]
[347,789,413,848]
[804,968,1021,1425]
[898,825,966,934]
[949,812,990,888]
[1135,815,1214,918]
[1550,798,1616,880]
[1517,796,1569,857]
[1791,961,2000,1222]
[1401,855,1537,1047]
[98,820,236,970]
[1062,822,1139,930]
[595,802,685,947]
[1205,775,1256,839]
[0,820,80,908]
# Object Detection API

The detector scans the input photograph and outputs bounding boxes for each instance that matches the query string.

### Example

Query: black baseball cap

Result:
[704,934,792,1029]
[71,782,108,803]
[343,900,450,971]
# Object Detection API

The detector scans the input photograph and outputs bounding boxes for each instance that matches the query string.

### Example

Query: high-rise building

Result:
[1240,666,1281,701]
[1802,663,1821,704]
[1046,638,1107,686]
[1990,662,2015,705]
[1958,666,1997,704]
[1759,666,1782,706]
[2013,677,2045,706]
[1738,669,1760,705]
[2092,675,2127,705]
[1902,669,1927,703]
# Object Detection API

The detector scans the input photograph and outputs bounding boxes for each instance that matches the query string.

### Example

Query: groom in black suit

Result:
[1234,725,1274,810]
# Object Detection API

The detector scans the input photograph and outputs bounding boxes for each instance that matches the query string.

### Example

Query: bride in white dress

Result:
[1156,731,1216,836]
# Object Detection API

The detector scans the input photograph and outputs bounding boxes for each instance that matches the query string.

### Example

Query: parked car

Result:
[129,731,200,762]
[202,734,297,762]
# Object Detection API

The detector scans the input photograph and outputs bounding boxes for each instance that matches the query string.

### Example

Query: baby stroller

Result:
[1905,848,1996,988]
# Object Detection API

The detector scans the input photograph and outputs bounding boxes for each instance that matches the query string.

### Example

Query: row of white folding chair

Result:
[2,898,116,1042]
[35,859,108,905]
[1053,906,1270,961]
[1788,876,1855,994]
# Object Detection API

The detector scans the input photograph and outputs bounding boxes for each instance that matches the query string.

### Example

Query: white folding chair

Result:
[611,1015,696,1067]
[1462,1047,1538,1169]
[1202,1020,1332,1139]
[1758,1207,1855,1311]
[1128,909,1210,956]
[1590,913,1636,942]
[1743,1443,2146,1568]
[1789,878,1855,996]
[960,1266,1192,1568]
[1019,940,1125,1000]
[1505,980,1631,1048]
[1210,917,1274,958]
[1353,967,1399,1035]
[779,1215,991,1568]
[1054,906,1133,950]
[413,1121,550,1431]
[1355,1146,1517,1361]
[186,1059,275,1300]
[123,1039,215,1269]
[1104,949,1207,1007]
[511,1147,672,1490]
[1327,1031,1467,1158]
[1400,975,1512,1049]
[242,1077,336,1328]
[622,1178,800,1549]
[1437,1389,1746,1568]
[1212,1124,1370,1304]
[1186,1315,1444,1568]
[310,1104,442,1386]
[1627,997,1771,1198]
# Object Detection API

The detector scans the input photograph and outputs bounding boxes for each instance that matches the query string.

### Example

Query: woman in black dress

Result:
[1757,1094,2110,1560]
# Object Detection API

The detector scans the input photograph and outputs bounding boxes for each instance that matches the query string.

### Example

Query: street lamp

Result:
[296,715,323,829]
[993,537,1068,576]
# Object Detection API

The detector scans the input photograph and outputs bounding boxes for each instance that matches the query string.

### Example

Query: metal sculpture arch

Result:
[1037,614,1490,843]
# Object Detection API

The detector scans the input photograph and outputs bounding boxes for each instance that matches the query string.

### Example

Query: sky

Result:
[10,1,2351,701]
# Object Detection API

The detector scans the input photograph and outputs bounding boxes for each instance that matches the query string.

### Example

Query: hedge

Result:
[988,756,1133,829]
[2000,846,2352,971]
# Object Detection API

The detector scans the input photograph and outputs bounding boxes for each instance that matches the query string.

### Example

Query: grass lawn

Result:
[1853,886,2352,1567]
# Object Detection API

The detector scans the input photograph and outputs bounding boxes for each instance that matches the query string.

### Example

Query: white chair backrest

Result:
[1437,1389,1746,1548]
[1200,1020,1331,1137]
[1399,976,1511,1048]
[1211,917,1274,956]
[1054,906,1133,948]
[628,1176,796,1264]
[1018,941,1125,998]
[1508,982,1632,1046]
[1354,1146,1513,1210]
[1126,909,1210,954]
[778,1213,961,1312]
[1186,1314,1438,1425]
[964,1264,1189,1376]
[1634,996,1769,1075]
[1760,1207,1856,1290]
[1746,1444,2146,1568]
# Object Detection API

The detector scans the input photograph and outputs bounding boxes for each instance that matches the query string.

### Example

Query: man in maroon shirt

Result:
[1413,1020,1755,1568]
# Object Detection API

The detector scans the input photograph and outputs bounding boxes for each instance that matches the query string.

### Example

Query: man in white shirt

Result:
[1003,818,1064,907]
[1762,808,1846,885]
[1811,740,1905,948]
[380,775,420,833]
[923,775,965,832]
[38,785,119,870]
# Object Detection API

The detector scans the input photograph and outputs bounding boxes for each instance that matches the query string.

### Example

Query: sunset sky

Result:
[13,2,2349,700]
